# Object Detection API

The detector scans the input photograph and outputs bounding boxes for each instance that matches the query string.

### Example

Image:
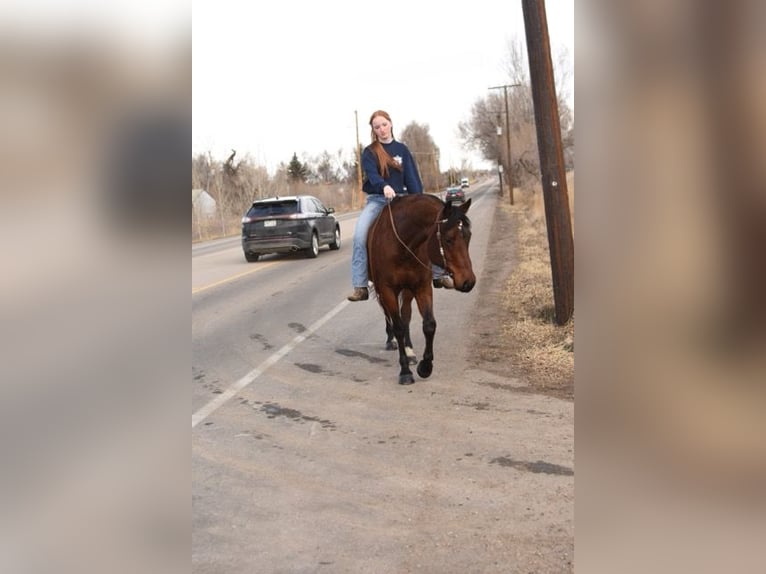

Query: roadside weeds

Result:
[470,176,574,401]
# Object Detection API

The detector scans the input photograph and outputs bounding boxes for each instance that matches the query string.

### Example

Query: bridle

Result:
[385,200,458,274]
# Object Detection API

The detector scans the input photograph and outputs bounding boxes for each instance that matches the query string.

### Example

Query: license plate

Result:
[263,220,276,227]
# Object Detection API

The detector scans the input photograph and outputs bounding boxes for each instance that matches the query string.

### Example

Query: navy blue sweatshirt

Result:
[361,140,423,195]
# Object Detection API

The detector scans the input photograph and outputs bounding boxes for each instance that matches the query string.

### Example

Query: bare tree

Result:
[313,151,333,184]
[459,38,574,187]
[400,122,441,192]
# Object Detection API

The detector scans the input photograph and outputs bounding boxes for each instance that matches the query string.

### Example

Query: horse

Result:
[367,194,475,384]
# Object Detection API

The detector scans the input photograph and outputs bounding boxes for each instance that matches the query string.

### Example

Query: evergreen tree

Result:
[286,152,307,182]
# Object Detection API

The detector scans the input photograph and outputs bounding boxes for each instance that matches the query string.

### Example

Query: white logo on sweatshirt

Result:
[393,155,402,165]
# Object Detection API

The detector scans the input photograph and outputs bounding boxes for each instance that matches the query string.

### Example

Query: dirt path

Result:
[467,193,574,401]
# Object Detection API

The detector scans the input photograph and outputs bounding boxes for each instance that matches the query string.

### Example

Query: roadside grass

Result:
[500,172,574,400]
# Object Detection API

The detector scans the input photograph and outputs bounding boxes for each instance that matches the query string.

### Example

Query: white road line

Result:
[192,298,351,428]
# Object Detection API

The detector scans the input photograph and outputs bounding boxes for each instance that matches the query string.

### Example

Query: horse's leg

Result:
[378,288,415,385]
[400,289,417,365]
[384,317,397,350]
[413,288,436,379]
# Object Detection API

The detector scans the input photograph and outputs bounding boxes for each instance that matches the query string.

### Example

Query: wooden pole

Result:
[503,85,514,205]
[489,84,520,204]
[354,110,363,210]
[522,0,574,325]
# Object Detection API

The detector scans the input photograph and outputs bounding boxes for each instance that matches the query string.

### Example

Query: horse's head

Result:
[433,198,476,292]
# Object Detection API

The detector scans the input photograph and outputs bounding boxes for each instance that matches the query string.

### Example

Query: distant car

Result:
[241,195,341,262]
[445,186,465,203]
[460,177,470,188]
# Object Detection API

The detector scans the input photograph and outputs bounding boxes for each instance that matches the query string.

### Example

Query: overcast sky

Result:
[193,1,573,174]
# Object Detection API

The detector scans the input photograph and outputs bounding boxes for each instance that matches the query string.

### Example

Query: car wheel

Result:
[329,226,341,250]
[244,251,260,262]
[305,232,319,258]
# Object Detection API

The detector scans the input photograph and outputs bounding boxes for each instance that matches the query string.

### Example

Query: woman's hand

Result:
[383,185,396,199]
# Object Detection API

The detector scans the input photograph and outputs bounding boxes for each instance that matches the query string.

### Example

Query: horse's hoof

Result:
[398,374,415,385]
[385,341,397,350]
[416,361,433,379]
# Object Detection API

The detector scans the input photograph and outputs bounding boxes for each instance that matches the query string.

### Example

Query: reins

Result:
[386,200,448,272]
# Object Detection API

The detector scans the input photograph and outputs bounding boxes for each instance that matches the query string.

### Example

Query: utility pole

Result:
[522,0,574,325]
[496,122,504,196]
[489,83,521,205]
[354,110,363,210]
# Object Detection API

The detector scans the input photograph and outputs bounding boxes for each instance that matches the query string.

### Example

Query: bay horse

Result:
[367,194,475,384]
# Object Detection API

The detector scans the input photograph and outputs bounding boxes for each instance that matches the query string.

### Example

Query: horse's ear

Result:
[460,198,472,213]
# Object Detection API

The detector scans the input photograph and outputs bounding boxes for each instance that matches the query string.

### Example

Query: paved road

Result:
[192,184,574,573]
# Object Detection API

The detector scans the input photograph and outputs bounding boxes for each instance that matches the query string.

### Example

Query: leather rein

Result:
[385,200,452,273]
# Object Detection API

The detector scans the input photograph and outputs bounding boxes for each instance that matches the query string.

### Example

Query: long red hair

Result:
[368,110,402,179]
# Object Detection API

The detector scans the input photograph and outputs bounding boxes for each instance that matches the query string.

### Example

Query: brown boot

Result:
[347,287,369,301]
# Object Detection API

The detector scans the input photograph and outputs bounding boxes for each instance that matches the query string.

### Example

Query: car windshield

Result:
[248,200,299,217]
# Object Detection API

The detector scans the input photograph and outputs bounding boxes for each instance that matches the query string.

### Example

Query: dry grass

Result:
[503,172,574,399]
[471,172,574,400]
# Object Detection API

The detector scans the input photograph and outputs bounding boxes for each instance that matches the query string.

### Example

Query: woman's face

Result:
[371,116,393,142]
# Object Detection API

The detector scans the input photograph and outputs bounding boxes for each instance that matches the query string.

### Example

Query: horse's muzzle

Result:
[456,279,475,293]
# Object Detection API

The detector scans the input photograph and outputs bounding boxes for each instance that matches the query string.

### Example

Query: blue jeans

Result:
[351,194,447,288]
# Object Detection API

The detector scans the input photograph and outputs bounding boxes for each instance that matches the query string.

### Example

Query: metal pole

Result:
[522,0,574,325]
